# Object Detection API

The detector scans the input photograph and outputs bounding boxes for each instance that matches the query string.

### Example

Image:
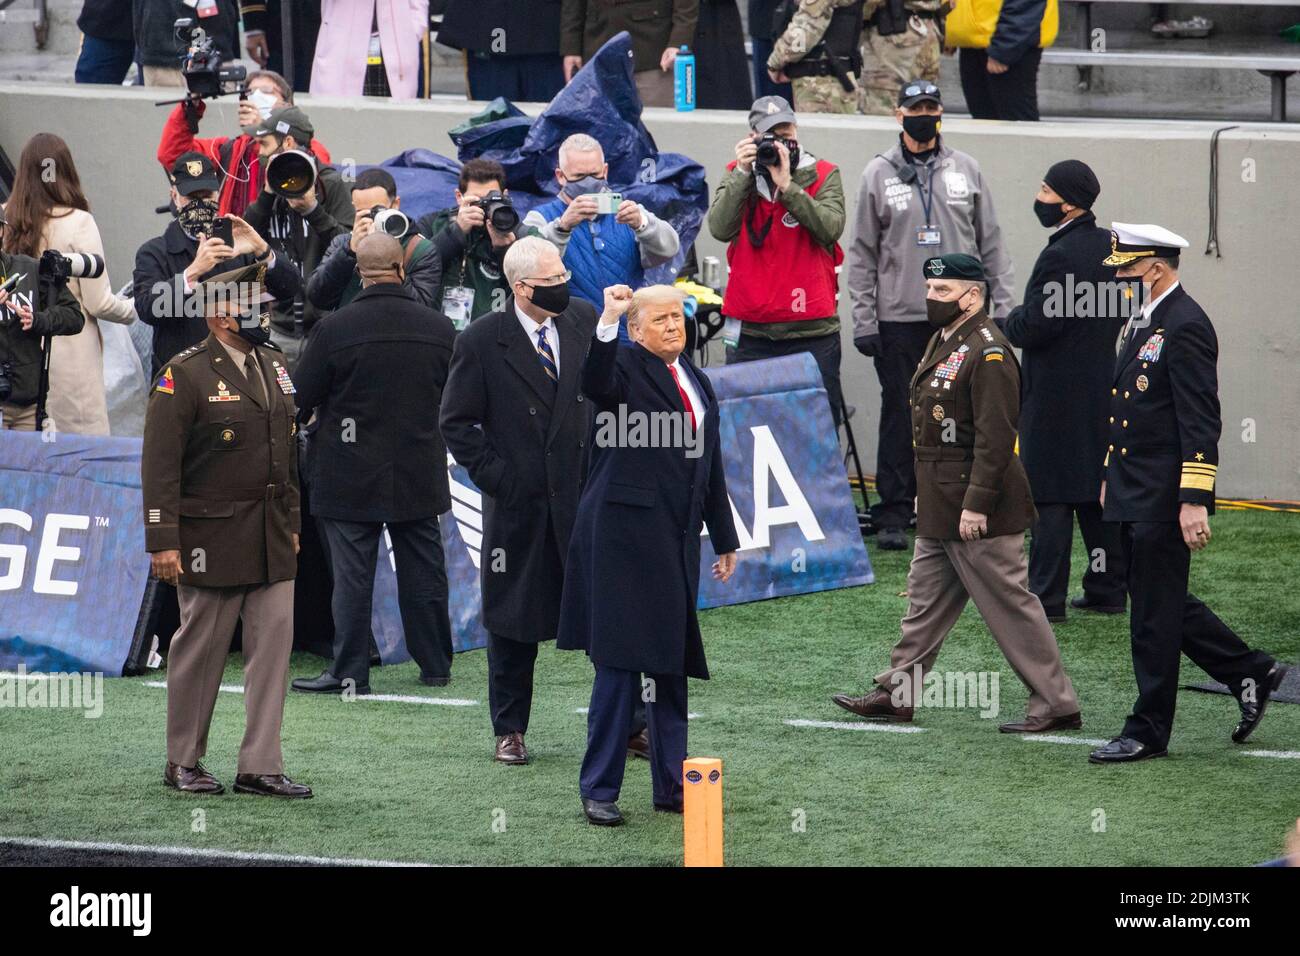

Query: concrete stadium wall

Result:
[2,83,1297,498]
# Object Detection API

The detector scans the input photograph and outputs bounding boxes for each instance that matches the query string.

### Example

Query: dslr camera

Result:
[175,18,247,99]
[39,250,105,285]
[367,206,411,240]
[472,192,520,234]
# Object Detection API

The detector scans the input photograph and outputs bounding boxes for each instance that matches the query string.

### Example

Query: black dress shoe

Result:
[233,773,313,798]
[582,798,624,826]
[420,674,450,687]
[1041,607,1067,624]
[1233,663,1289,744]
[291,671,370,695]
[1088,736,1168,763]
[876,527,908,551]
[1070,595,1126,614]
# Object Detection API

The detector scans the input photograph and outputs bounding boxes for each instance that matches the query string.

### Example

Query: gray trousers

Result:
[167,580,295,774]
[875,533,1080,719]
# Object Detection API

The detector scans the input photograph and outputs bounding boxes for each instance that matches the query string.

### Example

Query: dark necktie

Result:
[536,326,558,386]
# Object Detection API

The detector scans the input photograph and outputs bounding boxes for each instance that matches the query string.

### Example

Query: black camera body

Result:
[755,133,782,170]
[473,191,520,234]
[38,250,105,286]
[175,18,247,100]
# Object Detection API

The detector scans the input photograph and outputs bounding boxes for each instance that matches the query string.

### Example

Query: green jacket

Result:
[707,155,845,338]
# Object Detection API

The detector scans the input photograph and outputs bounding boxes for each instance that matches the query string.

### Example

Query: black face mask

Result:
[902,114,940,145]
[926,293,966,329]
[236,311,272,347]
[525,280,570,315]
[177,198,219,239]
[1034,199,1067,227]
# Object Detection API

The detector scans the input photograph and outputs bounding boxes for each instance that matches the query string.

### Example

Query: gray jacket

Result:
[846,139,1014,338]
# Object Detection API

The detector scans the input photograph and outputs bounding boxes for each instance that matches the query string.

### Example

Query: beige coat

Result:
[40,207,136,435]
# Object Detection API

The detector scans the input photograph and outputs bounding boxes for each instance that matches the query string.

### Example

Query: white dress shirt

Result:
[515,300,559,373]
[1119,280,1180,348]
[597,320,705,426]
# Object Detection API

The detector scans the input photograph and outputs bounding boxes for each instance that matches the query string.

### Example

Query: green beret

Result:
[923,253,985,281]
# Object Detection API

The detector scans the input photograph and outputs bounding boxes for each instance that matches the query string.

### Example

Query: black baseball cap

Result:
[170,151,221,196]
[245,105,315,144]
[898,80,942,109]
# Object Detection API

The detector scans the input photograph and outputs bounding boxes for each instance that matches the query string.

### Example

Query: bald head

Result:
[357,232,404,287]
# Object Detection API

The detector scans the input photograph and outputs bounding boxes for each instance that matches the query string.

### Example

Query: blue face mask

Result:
[560,175,607,200]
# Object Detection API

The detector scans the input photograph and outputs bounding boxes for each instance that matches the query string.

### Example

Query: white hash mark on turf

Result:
[142,681,478,706]
[1020,735,1110,746]
[1240,750,1300,759]
[783,718,924,734]
[0,836,437,867]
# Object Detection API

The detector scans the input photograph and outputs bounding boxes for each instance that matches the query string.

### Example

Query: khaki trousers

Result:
[635,66,674,108]
[1,402,38,430]
[874,533,1080,719]
[167,580,294,774]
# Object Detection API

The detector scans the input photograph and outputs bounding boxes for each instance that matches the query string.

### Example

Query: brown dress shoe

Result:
[495,732,529,765]
[627,728,650,760]
[831,688,913,721]
[164,761,224,794]
[232,773,313,798]
[998,712,1083,734]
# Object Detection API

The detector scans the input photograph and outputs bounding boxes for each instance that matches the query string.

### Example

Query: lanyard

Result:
[914,162,937,227]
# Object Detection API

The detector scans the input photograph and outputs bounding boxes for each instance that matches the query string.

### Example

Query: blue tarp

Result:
[355,32,707,284]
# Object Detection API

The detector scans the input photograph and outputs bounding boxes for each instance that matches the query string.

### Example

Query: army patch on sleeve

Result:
[982,346,1005,362]
[155,367,175,394]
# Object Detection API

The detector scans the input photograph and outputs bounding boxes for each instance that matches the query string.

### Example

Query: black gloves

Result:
[854,334,882,358]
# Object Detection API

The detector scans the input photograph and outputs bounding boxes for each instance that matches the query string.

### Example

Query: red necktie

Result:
[668,364,697,431]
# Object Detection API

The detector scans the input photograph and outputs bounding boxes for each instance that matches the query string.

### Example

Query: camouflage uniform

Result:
[858,0,950,114]
[768,0,862,115]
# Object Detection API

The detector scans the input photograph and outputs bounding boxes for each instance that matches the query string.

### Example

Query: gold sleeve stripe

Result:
[1181,475,1216,491]
[1183,463,1218,473]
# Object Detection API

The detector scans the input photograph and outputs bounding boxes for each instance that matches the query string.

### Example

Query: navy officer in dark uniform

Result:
[1002,160,1127,622]
[1089,223,1285,764]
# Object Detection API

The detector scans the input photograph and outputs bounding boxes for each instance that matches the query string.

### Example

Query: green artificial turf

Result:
[2,509,1297,866]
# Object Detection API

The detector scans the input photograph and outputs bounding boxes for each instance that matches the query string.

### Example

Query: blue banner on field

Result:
[372,353,873,662]
[0,432,150,676]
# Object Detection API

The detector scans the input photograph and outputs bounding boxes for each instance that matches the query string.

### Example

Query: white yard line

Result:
[142,681,478,707]
[0,835,435,867]
[783,718,924,734]
[1239,749,1300,759]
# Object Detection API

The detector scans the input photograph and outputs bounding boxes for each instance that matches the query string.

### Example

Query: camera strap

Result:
[743,192,776,248]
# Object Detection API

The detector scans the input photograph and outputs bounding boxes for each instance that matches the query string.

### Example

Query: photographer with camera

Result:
[241,106,355,366]
[416,159,533,328]
[525,135,679,342]
[308,168,441,315]
[135,152,301,376]
[2,133,137,436]
[157,66,332,219]
[706,95,846,425]
[0,207,86,432]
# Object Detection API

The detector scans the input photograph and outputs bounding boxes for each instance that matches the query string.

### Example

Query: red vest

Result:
[721,159,843,323]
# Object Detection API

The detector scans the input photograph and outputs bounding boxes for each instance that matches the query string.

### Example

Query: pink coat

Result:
[311,1,429,100]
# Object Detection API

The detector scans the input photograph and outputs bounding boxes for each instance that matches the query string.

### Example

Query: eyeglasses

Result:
[523,271,572,285]
[904,82,940,98]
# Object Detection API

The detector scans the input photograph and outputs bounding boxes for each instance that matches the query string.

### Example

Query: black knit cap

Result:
[1044,159,1100,209]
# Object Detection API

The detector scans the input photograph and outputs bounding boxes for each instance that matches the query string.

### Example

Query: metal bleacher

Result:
[1048,0,1300,120]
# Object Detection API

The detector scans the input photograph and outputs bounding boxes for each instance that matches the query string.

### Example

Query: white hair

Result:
[627,285,686,327]
[558,133,604,170]
[502,235,561,289]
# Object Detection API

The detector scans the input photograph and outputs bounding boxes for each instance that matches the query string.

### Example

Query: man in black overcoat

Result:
[559,284,740,826]
[1001,160,1128,622]
[439,236,598,765]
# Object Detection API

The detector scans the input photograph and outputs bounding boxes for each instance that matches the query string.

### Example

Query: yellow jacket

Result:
[946,0,1058,52]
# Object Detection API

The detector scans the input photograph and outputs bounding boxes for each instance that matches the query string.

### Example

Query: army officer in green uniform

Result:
[833,253,1081,732]
[142,260,311,799]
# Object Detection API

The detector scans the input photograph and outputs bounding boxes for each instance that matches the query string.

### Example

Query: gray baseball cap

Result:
[749,95,796,133]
